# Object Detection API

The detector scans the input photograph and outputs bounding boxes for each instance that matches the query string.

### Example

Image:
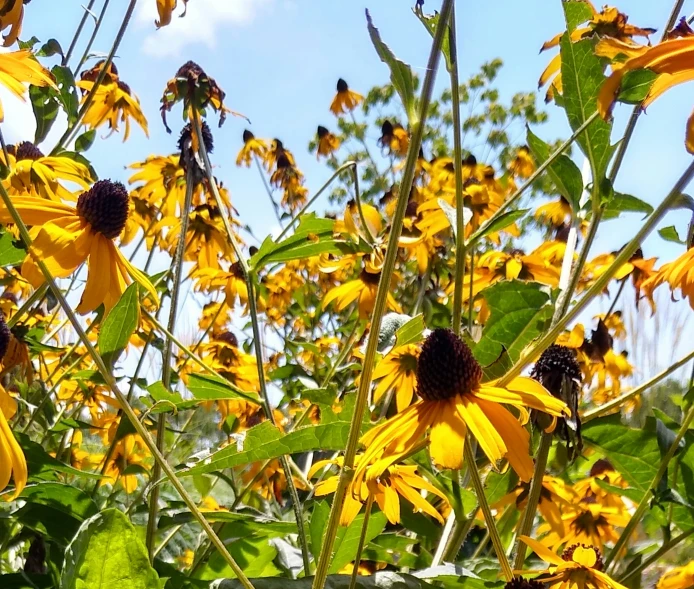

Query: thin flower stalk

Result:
[619,527,694,584]
[353,164,376,246]
[73,0,111,76]
[62,0,98,67]
[348,495,374,589]
[312,4,453,587]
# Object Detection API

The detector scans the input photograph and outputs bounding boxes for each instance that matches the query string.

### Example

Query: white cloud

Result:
[0,86,68,151]
[136,0,273,58]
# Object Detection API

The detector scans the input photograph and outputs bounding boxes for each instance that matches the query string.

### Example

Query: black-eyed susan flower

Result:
[323,265,401,320]
[330,78,363,116]
[316,125,341,159]
[518,537,628,589]
[509,145,535,179]
[177,120,213,184]
[504,579,545,589]
[0,49,55,121]
[372,344,419,412]
[642,246,694,309]
[0,180,158,314]
[535,197,572,227]
[191,261,248,311]
[156,0,188,28]
[378,120,409,157]
[76,78,149,141]
[356,329,569,486]
[2,141,93,201]
[0,0,27,46]
[161,61,229,133]
[100,433,149,493]
[657,561,694,589]
[128,154,185,218]
[266,138,296,171]
[309,455,448,526]
[236,130,269,168]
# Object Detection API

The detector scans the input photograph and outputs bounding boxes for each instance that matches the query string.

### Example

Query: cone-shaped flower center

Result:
[416,328,482,401]
[178,120,214,156]
[76,180,130,239]
[504,578,545,589]
[176,60,204,81]
[15,141,44,161]
[562,544,603,570]
[215,331,238,347]
[336,78,349,92]
[0,313,10,359]
[242,129,255,143]
[530,344,581,397]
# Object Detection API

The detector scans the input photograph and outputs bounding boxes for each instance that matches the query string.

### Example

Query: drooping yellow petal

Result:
[0,403,26,498]
[77,233,112,314]
[519,535,565,565]
[428,399,466,469]
[457,395,506,466]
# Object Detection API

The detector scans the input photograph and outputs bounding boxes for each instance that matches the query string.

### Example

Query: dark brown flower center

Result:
[0,313,10,359]
[242,129,255,143]
[215,331,239,347]
[589,458,615,477]
[76,180,129,239]
[359,269,381,286]
[504,578,545,589]
[176,60,204,81]
[530,344,581,398]
[317,126,329,139]
[416,328,482,401]
[336,78,349,92]
[230,261,244,279]
[15,141,44,161]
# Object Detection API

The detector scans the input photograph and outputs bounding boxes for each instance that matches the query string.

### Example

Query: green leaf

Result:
[658,225,684,244]
[61,509,160,589]
[250,214,341,270]
[559,17,613,183]
[366,10,418,124]
[618,69,658,104]
[330,511,388,573]
[395,314,425,347]
[473,209,529,243]
[30,85,59,144]
[526,127,583,210]
[98,282,139,369]
[146,380,199,413]
[74,129,96,152]
[52,65,79,125]
[602,192,654,219]
[415,9,453,72]
[158,510,296,537]
[0,230,27,266]
[437,199,472,239]
[378,313,415,351]
[212,572,439,589]
[564,2,594,31]
[17,433,103,481]
[0,574,53,589]
[473,281,553,380]
[38,38,64,58]
[187,372,258,403]
[20,482,98,522]
[310,500,330,561]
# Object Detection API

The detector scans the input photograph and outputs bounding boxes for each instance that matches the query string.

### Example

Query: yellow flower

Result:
[330,78,363,116]
[657,561,694,589]
[0,0,27,46]
[518,537,628,589]
[77,79,149,141]
[2,141,93,201]
[0,49,55,121]
[316,125,341,159]
[191,262,249,311]
[535,197,572,227]
[509,145,535,179]
[372,344,419,412]
[378,120,409,157]
[155,0,188,28]
[641,246,694,309]
[355,329,569,487]
[310,456,448,526]
[236,130,269,167]
[323,265,402,320]
[128,154,185,218]
[0,180,158,314]
[265,139,296,171]
[101,434,149,494]
[0,384,27,499]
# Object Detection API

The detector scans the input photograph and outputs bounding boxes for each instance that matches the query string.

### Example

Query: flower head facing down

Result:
[0,0,28,46]
[316,125,341,159]
[156,0,188,28]
[236,130,269,167]
[330,78,363,116]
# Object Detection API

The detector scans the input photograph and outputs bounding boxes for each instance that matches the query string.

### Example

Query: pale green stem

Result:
[618,527,694,584]
[62,0,98,66]
[348,495,374,589]
[73,0,111,76]
[352,163,376,245]
[254,155,282,224]
[311,3,453,586]
[7,284,48,328]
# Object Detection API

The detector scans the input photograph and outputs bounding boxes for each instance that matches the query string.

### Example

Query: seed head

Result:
[76,180,129,239]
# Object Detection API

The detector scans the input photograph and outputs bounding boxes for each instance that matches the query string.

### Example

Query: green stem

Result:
[353,164,376,245]
[348,495,374,589]
[605,401,694,570]
[464,441,513,580]
[0,181,256,589]
[73,0,111,76]
[311,4,453,585]
[62,0,98,66]
[441,516,474,563]
[192,114,311,574]
[618,527,694,584]
[604,277,627,319]
[7,284,47,328]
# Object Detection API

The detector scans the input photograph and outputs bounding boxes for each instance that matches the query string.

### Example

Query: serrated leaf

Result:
[61,509,160,589]
[618,68,658,104]
[415,9,453,72]
[658,225,684,244]
[473,209,528,243]
[146,380,199,413]
[473,281,553,380]
[366,10,418,124]
[330,511,388,573]
[602,192,654,219]
[98,282,139,369]
[158,510,296,536]
[559,19,613,183]
[0,231,27,266]
[564,2,594,32]
[30,85,59,144]
[526,127,583,210]
[187,372,258,404]
[437,198,472,239]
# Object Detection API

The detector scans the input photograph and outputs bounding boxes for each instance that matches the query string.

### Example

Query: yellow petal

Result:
[520,535,564,565]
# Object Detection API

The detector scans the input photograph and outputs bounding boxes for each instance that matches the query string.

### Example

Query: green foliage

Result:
[98,282,140,369]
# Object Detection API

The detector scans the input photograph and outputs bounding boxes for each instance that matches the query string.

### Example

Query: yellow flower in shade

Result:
[330,78,363,116]
[0,378,27,499]
[309,455,448,526]
[265,138,296,171]
[76,79,149,141]
[0,180,158,314]
[236,130,269,167]
[535,197,572,227]
[0,0,27,46]
[518,537,628,589]
[641,246,694,309]
[323,265,402,320]
[509,145,535,179]
[378,120,409,157]
[100,434,149,494]
[0,49,55,120]
[316,125,341,159]
[355,329,569,487]
[156,0,188,28]
[372,344,419,412]
[2,141,93,201]
[191,262,249,311]
[657,561,694,589]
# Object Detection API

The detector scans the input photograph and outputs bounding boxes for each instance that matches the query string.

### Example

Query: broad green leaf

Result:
[0,230,27,266]
[602,192,654,219]
[18,433,103,481]
[20,483,98,522]
[618,69,658,104]
[330,511,388,573]
[30,85,59,144]
[158,510,296,537]
[38,38,64,58]
[564,1,594,31]
[366,10,418,124]
[74,129,96,152]
[250,214,341,270]
[213,572,439,589]
[98,282,139,369]
[395,313,425,347]
[52,65,79,125]
[146,380,199,413]
[473,280,553,380]
[61,509,160,589]
[415,9,453,72]
[14,502,84,546]
[181,396,359,476]
[437,198,472,238]
[560,10,613,183]
[363,533,429,569]
[187,372,258,403]
[199,533,281,580]
[473,209,528,243]
[658,225,684,244]
[526,127,583,210]
[309,500,330,561]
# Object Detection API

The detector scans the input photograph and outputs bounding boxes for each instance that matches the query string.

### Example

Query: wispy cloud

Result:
[136,0,273,58]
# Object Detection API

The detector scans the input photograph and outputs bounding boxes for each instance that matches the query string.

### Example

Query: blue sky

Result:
[4,0,694,377]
